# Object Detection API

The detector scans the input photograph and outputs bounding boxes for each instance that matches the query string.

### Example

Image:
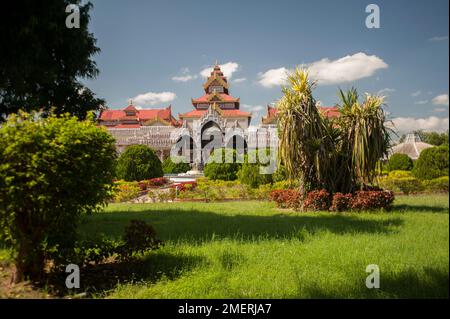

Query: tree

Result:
[204,148,241,181]
[277,69,391,197]
[412,145,449,180]
[388,153,413,171]
[162,156,191,174]
[0,0,104,120]
[0,112,116,282]
[116,145,163,181]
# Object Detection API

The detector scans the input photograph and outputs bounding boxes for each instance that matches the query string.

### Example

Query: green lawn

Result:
[1,194,449,298]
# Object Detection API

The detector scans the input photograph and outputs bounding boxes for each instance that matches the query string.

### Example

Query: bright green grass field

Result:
[77,194,449,299]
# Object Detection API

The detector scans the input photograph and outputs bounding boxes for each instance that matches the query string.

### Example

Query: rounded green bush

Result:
[388,153,413,171]
[162,156,191,174]
[237,151,274,188]
[203,148,241,181]
[116,145,163,181]
[412,146,449,180]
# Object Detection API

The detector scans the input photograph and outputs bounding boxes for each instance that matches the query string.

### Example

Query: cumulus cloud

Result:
[257,67,289,88]
[233,77,247,83]
[132,91,176,106]
[172,67,198,82]
[200,62,239,79]
[390,116,449,134]
[429,35,449,42]
[258,52,388,88]
[432,94,449,106]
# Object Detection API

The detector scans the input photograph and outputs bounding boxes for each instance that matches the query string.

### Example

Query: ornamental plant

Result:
[388,153,413,171]
[303,189,331,211]
[0,112,116,282]
[116,145,163,181]
[412,145,449,180]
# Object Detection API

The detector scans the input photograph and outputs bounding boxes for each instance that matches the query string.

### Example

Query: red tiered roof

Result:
[192,93,239,103]
[98,105,178,127]
[262,105,340,124]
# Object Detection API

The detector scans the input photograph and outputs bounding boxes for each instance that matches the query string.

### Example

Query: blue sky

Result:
[84,0,449,132]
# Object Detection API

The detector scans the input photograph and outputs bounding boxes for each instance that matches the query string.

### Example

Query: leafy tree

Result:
[0,0,104,120]
[388,153,413,171]
[0,112,116,282]
[204,148,241,181]
[162,156,191,174]
[412,145,449,180]
[116,145,163,181]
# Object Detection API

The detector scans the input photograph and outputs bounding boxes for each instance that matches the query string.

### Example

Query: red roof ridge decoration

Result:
[262,105,340,124]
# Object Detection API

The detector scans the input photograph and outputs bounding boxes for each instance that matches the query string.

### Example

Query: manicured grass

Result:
[77,194,448,298]
[0,194,448,298]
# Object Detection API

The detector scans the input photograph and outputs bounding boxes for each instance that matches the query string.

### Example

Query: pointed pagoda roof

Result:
[389,133,433,160]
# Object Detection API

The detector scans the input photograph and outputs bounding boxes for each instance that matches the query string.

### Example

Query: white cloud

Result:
[200,62,239,79]
[172,67,198,82]
[257,67,289,88]
[242,104,264,112]
[172,75,197,82]
[429,35,449,42]
[307,52,388,85]
[432,94,449,106]
[258,52,388,88]
[434,108,447,113]
[414,100,428,105]
[377,88,395,96]
[411,90,422,97]
[390,116,449,134]
[233,77,247,83]
[132,91,176,106]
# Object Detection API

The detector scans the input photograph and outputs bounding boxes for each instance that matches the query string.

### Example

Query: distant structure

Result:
[389,133,433,160]
[97,63,340,166]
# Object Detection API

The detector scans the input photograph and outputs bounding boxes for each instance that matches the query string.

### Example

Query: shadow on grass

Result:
[393,204,449,214]
[80,209,404,244]
[300,266,449,298]
[46,252,204,298]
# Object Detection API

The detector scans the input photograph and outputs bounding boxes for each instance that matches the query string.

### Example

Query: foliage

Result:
[237,150,274,188]
[388,154,413,171]
[330,193,353,212]
[378,175,423,195]
[0,0,104,120]
[147,177,169,188]
[113,181,140,202]
[388,170,413,178]
[203,148,242,181]
[269,189,302,209]
[162,156,191,174]
[303,189,331,211]
[116,145,163,181]
[422,176,449,192]
[350,191,395,211]
[276,69,391,197]
[412,145,449,180]
[0,112,116,282]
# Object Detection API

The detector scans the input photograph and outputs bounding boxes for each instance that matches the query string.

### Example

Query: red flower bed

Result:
[147,177,169,187]
[303,189,331,211]
[330,192,353,212]
[350,190,395,211]
[269,189,302,209]
[169,181,197,192]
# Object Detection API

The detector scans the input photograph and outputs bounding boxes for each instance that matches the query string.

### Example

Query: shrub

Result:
[0,112,116,282]
[303,189,331,211]
[147,177,169,187]
[422,176,449,192]
[378,175,423,194]
[412,145,449,180]
[388,170,413,178]
[330,193,353,212]
[116,145,163,181]
[388,154,413,171]
[350,190,395,211]
[203,148,242,181]
[113,181,140,202]
[162,156,191,174]
[269,189,302,209]
[237,150,274,188]
[117,220,163,261]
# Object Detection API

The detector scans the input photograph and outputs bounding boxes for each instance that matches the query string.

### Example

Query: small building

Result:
[389,133,433,160]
